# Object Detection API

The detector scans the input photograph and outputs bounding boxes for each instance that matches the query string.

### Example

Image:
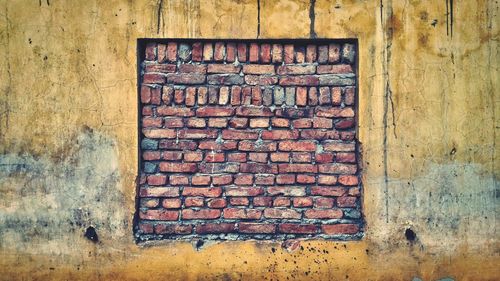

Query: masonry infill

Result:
[136,39,362,242]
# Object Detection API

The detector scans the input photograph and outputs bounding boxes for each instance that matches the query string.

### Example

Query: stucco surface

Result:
[0,0,498,280]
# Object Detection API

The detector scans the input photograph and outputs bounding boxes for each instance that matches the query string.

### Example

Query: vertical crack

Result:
[257,0,261,38]
[309,0,317,38]
[157,0,164,34]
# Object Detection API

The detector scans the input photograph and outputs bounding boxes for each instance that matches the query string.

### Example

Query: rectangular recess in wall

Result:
[135,39,362,242]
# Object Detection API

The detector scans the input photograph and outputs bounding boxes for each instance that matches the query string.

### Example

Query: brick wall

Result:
[136,40,361,241]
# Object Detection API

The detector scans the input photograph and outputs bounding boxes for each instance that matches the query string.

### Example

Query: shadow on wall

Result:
[0,126,128,255]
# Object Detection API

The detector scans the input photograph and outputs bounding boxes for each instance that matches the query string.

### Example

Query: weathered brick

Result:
[263,88,273,106]
[335,118,355,129]
[192,42,203,62]
[255,174,275,185]
[178,64,207,73]
[272,44,283,63]
[285,87,296,105]
[197,87,208,105]
[169,175,189,185]
[145,63,176,73]
[234,174,253,185]
[242,64,275,75]
[293,197,313,207]
[225,186,264,196]
[279,224,317,234]
[207,74,244,85]
[196,107,234,117]
[142,117,163,128]
[141,198,159,208]
[239,223,276,234]
[322,141,356,152]
[161,151,182,161]
[313,117,333,129]
[275,108,312,119]
[186,118,206,128]
[174,89,185,104]
[214,42,225,61]
[277,65,316,75]
[314,197,335,208]
[304,209,342,219]
[140,187,179,197]
[198,163,240,173]
[273,197,291,207]
[198,140,238,150]
[338,175,359,186]
[279,75,319,86]
[249,43,259,62]
[229,197,250,206]
[328,43,341,63]
[319,87,331,105]
[226,43,236,62]
[337,196,357,207]
[251,86,262,105]
[159,140,197,150]
[182,209,221,220]
[207,64,241,73]
[167,73,206,84]
[224,208,262,219]
[336,152,356,163]
[295,46,305,63]
[185,87,197,106]
[300,130,340,140]
[145,43,157,60]
[159,162,198,173]
[342,44,356,63]
[155,224,193,235]
[317,45,329,64]
[192,175,212,186]
[278,163,317,173]
[183,152,203,162]
[196,223,236,234]
[308,87,318,105]
[178,43,191,61]
[249,152,268,163]
[276,174,296,184]
[237,43,247,62]
[306,44,316,62]
[296,87,308,106]
[203,43,213,61]
[318,74,356,86]
[267,186,306,196]
[310,186,346,196]
[262,130,299,140]
[143,129,176,139]
[178,129,218,139]
[212,175,233,186]
[236,106,274,117]
[147,174,166,185]
[264,209,301,219]
[345,87,355,105]
[253,197,273,207]
[315,107,355,117]
[222,129,258,140]
[140,210,178,221]
[183,187,222,197]
[162,198,182,209]
[317,175,338,185]
[272,118,290,128]
[321,224,359,235]
[241,86,252,105]
[297,174,315,184]
[278,141,316,152]
[284,44,294,63]
[270,152,289,162]
[240,163,278,174]
[207,198,227,209]
[208,118,228,128]
[143,73,166,84]
[139,223,154,234]
[317,64,353,74]
[292,118,312,128]
[274,86,285,105]
[167,42,177,62]
[185,197,204,207]
[318,163,357,174]
[239,141,277,152]
[260,44,271,63]
[245,75,278,86]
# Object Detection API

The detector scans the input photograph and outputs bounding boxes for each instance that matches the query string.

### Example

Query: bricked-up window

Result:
[136,39,361,241]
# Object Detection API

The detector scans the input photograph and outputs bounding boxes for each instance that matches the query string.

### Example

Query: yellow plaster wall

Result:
[0,0,498,280]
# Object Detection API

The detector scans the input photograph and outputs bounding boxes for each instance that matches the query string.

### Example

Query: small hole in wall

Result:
[84,226,99,242]
[405,228,416,242]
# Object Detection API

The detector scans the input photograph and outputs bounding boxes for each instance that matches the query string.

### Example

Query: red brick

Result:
[279,75,319,86]
[182,209,221,220]
[178,129,218,139]
[229,197,249,206]
[145,43,156,60]
[145,63,176,73]
[143,129,176,139]
[226,43,236,62]
[139,222,154,234]
[297,174,315,184]
[225,186,264,196]
[273,197,291,207]
[237,43,247,62]
[159,140,197,150]
[183,152,203,162]
[147,174,167,185]
[198,141,238,150]
[315,153,334,163]
[271,118,290,128]
[244,75,278,86]
[253,197,273,207]
[140,210,179,221]
[182,187,222,197]
[162,198,182,209]
[141,86,151,103]
[140,187,179,197]
[198,163,240,173]
[241,86,252,105]
[293,197,313,207]
[328,43,341,63]
[317,64,353,75]
[208,118,228,128]
[248,118,269,128]
[336,152,356,163]
[231,86,242,105]
[270,152,289,162]
[255,175,275,185]
[227,152,247,162]
[197,87,208,105]
[178,64,207,73]
[299,129,340,140]
[318,163,357,174]
[167,42,177,62]
[344,87,355,105]
[163,117,183,128]
[212,175,233,186]
[249,43,259,62]
[276,174,295,184]
[207,64,240,73]
[192,42,203,62]
[169,175,189,185]
[272,44,283,63]
[338,175,359,186]
[192,175,211,186]
[162,151,182,161]
[240,163,278,174]
[236,106,274,117]
[184,87,196,106]
[317,175,338,185]
[207,198,227,208]
[143,151,161,161]
[304,209,343,219]
[262,130,299,140]
[196,107,234,117]
[296,87,308,106]
[340,131,356,141]
[267,186,306,196]
[143,73,166,84]
[186,118,205,128]
[292,152,311,163]
[242,64,275,74]
[323,141,356,152]
[249,152,268,163]
[310,186,346,196]
[196,223,236,234]
[279,224,317,234]
[234,174,254,185]
[314,197,335,208]
[322,224,359,235]
[224,208,262,219]
[203,43,213,61]
[313,117,333,129]
[155,224,193,234]
[157,106,194,117]
[239,223,276,234]
[142,106,153,116]
[214,42,225,61]
[292,118,312,129]
[141,198,159,208]
[315,107,355,118]
[275,108,312,118]
[337,196,357,207]
[278,141,316,152]
[185,197,204,207]
[278,163,317,173]
[277,65,316,75]
[308,87,318,105]
[284,44,294,64]
[167,73,206,84]
[222,130,258,140]
[238,141,277,152]
[318,87,331,105]
[317,45,329,64]
[295,46,305,63]
[260,43,271,63]
[306,44,317,62]
[335,118,355,129]
[229,117,248,129]
[251,86,263,105]
[264,209,301,219]
[349,187,361,196]
[174,89,184,104]
[159,162,198,173]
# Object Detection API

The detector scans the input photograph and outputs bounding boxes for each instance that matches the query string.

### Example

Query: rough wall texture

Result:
[0,0,498,280]
[137,40,362,241]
